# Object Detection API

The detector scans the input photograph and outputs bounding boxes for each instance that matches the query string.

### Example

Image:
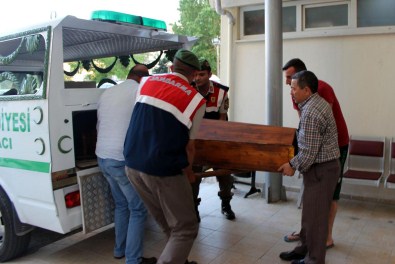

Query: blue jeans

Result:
[98,158,147,264]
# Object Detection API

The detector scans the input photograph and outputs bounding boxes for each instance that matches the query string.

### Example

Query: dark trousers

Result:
[191,166,233,204]
[294,159,340,264]
[191,174,233,203]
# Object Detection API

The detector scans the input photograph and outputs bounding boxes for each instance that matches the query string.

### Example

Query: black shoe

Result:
[279,250,305,261]
[196,211,201,222]
[185,261,198,264]
[221,206,235,220]
[291,259,305,264]
[195,206,201,223]
[114,255,124,259]
[195,198,201,223]
[221,198,235,220]
[140,256,157,264]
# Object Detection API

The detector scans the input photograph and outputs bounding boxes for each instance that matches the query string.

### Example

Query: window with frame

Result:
[304,3,348,29]
[239,1,395,40]
[243,8,264,36]
[357,0,395,27]
[241,5,296,38]
[0,29,49,100]
[283,6,297,33]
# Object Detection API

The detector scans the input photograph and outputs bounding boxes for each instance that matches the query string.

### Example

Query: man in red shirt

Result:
[282,58,349,250]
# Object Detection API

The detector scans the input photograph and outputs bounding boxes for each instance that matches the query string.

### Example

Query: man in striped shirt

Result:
[282,58,349,248]
[278,70,340,264]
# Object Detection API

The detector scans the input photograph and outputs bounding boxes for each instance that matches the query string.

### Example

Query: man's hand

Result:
[186,171,196,183]
[184,139,196,183]
[278,162,296,176]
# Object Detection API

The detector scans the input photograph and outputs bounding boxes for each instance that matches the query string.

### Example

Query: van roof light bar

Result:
[91,10,167,31]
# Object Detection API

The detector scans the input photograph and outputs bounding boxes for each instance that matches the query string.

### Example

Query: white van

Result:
[0,12,195,262]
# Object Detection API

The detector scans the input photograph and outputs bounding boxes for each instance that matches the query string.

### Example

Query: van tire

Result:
[0,186,31,262]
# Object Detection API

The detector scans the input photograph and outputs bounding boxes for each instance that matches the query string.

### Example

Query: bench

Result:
[385,137,395,189]
[343,136,385,187]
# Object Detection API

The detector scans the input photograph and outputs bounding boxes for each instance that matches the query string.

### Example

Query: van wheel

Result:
[0,187,31,262]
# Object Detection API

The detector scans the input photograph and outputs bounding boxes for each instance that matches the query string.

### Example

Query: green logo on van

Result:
[0,108,30,132]
[0,137,12,149]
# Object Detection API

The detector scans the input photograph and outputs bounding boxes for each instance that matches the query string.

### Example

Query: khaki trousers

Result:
[126,167,198,264]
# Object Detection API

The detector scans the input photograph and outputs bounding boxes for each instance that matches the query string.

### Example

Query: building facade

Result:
[212,0,395,202]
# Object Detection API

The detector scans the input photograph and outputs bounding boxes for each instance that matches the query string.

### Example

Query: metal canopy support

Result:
[264,0,287,203]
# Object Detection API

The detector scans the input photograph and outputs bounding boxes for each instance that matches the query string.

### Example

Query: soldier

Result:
[124,49,205,264]
[192,59,235,221]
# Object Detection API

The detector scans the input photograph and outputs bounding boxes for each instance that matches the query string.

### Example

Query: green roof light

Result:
[141,17,167,31]
[91,10,167,31]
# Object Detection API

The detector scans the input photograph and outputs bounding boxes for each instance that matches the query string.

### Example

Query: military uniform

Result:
[124,49,205,264]
[192,78,235,220]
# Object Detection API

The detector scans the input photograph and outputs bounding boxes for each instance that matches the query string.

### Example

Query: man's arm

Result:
[291,113,323,172]
[219,113,227,120]
[184,104,206,182]
[183,140,196,183]
[219,94,229,121]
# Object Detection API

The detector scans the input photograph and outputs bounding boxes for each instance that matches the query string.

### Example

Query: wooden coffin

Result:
[194,119,296,173]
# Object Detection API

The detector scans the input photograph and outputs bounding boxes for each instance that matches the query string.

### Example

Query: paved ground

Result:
[6,180,395,264]
[24,227,81,256]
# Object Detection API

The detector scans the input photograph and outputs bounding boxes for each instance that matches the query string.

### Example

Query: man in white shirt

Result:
[96,64,155,264]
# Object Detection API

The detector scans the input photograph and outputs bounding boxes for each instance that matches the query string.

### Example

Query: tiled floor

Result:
[8,179,395,264]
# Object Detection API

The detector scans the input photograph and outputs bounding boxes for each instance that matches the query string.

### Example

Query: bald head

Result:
[127,64,149,83]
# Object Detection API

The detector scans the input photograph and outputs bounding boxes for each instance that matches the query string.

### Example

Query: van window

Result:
[0,28,49,100]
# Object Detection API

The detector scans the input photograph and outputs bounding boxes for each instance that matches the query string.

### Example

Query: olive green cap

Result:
[199,59,211,72]
[174,49,200,70]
